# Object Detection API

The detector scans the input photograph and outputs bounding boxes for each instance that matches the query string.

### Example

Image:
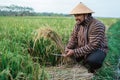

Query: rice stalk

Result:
[32,27,72,64]
[0,67,14,80]
[33,27,65,54]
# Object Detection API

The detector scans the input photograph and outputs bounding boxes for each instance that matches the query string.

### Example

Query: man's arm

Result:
[66,25,78,49]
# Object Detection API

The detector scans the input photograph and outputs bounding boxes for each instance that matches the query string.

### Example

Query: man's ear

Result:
[84,14,88,20]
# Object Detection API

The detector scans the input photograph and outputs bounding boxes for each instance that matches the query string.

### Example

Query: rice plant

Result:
[29,27,72,66]
[0,52,41,80]
[33,27,65,54]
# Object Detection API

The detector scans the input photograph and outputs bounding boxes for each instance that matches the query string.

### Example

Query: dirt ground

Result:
[46,64,94,80]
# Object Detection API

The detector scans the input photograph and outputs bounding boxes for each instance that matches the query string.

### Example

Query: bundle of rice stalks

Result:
[33,28,65,54]
[32,27,72,65]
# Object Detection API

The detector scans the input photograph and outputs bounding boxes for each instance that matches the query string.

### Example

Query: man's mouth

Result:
[75,19,79,21]
[76,19,81,24]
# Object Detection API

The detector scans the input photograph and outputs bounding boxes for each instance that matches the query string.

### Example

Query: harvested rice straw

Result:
[32,27,72,64]
[33,27,65,54]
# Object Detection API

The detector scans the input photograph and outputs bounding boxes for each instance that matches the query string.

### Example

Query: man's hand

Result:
[65,48,70,53]
[65,49,74,57]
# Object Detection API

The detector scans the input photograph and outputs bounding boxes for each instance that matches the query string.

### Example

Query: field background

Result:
[0,16,120,80]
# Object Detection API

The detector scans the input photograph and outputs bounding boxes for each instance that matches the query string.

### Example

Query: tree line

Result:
[0,5,69,16]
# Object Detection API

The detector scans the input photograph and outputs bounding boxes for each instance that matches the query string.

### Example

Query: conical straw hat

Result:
[70,2,94,15]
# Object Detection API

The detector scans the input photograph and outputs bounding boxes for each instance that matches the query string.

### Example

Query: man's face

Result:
[74,14,85,24]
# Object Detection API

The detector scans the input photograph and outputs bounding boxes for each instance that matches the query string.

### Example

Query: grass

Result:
[0,16,120,80]
[93,19,120,80]
[0,52,41,80]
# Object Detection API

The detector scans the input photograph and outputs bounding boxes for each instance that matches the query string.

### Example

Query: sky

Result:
[0,0,120,18]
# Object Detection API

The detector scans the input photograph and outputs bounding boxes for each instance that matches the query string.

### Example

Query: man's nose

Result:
[74,15,79,17]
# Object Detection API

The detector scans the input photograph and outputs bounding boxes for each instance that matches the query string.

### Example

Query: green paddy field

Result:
[0,16,120,80]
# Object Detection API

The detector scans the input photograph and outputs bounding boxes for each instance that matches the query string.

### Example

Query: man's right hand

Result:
[65,48,70,53]
[65,49,74,57]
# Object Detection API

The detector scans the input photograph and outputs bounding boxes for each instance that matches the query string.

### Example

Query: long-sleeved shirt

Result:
[66,16,108,58]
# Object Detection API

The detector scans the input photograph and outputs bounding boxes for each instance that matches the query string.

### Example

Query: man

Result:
[65,2,108,73]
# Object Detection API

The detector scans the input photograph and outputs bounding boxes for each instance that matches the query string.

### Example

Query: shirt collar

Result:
[80,16,93,27]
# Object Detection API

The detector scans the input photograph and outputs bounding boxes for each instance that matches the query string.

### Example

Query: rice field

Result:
[0,16,120,80]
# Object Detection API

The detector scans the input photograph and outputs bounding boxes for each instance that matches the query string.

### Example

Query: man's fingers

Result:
[65,49,74,57]
[62,54,67,57]
[65,48,70,52]
[65,50,69,53]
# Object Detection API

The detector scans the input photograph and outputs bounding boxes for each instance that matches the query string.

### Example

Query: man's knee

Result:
[86,49,106,69]
[86,58,102,69]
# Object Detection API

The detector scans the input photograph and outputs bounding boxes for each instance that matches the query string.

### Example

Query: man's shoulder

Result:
[91,18,105,28]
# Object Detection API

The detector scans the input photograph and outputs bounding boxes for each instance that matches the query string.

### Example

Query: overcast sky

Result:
[0,0,120,18]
